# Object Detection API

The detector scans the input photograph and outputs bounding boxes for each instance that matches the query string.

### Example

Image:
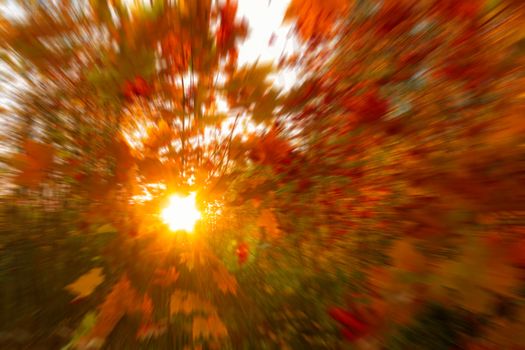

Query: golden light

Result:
[161,192,202,232]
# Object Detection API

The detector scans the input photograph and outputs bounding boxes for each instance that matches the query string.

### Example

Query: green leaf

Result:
[61,311,97,350]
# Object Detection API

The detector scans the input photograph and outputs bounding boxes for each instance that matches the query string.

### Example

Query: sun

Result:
[161,192,202,232]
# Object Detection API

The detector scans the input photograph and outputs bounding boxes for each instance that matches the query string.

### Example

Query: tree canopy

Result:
[0,0,524,349]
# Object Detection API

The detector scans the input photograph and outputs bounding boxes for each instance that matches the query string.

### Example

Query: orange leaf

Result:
[192,315,228,341]
[153,266,180,286]
[14,140,54,188]
[212,264,237,295]
[170,289,218,316]
[24,140,54,168]
[257,209,281,239]
[285,0,352,41]
[389,240,426,273]
[79,277,133,347]
[136,321,167,340]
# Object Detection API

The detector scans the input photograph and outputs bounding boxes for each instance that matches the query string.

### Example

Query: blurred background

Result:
[0,0,524,349]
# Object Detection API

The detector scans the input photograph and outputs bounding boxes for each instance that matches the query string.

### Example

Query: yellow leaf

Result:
[65,267,105,301]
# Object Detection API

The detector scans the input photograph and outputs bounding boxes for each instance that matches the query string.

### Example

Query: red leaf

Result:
[122,76,151,101]
[435,0,482,20]
[236,242,249,265]
[217,0,241,54]
[122,80,135,101]
[344,90,388,123]
[328,307,369,334]
[358,91,389,123]
[340,327,360,342]
[133,76,151,97]
[375,2,413,36]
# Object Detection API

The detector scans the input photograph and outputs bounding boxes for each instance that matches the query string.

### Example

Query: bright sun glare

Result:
[161,192,201,232]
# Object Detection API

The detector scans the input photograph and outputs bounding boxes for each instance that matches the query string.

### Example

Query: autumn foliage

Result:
[0,0,524,349]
